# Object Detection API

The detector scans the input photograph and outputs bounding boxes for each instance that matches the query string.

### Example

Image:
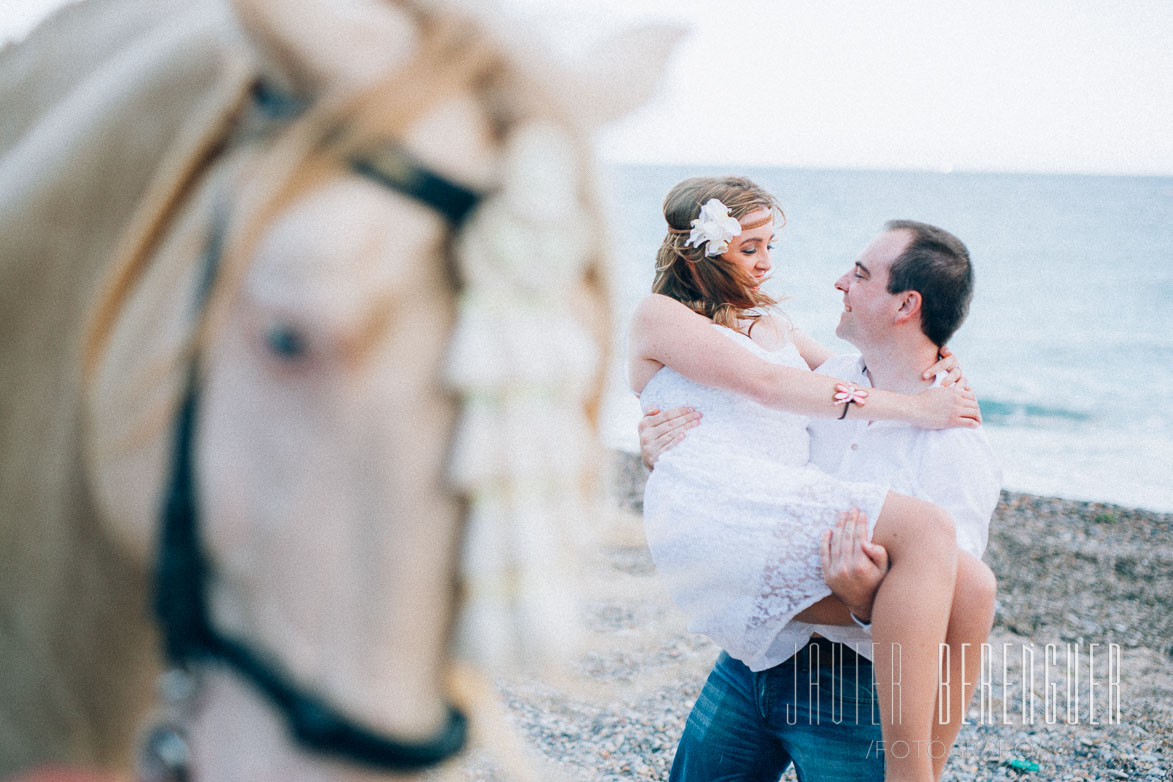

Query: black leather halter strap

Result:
[352,146,480,226]
[251,81,481,225]
[153,82,482,772]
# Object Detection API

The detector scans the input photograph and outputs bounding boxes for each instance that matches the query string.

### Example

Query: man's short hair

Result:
[884,220,973,347]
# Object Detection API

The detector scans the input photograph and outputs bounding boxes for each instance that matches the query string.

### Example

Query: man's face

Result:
[833,229,914,347]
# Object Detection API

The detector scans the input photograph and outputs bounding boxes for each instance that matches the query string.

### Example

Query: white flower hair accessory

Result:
[685,198,743,257]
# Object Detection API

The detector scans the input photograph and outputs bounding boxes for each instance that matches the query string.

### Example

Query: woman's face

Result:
[721,208,774,288]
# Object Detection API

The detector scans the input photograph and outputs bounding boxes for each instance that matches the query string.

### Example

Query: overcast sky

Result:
[509,0,1173,175]
[7,0,1172,175]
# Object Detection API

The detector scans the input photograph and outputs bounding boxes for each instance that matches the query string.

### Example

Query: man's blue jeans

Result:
[670,638,884,782]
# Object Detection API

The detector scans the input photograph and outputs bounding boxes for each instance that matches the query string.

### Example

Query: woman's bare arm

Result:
[789,328,835,371]
[629,293,979,427]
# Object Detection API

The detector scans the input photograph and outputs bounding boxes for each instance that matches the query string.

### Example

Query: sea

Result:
[596,164,1173,513]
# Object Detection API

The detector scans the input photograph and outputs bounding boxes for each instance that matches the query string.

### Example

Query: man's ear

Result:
[893,290,922,325]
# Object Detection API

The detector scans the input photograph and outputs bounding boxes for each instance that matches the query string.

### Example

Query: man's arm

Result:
[788,509,890,626]
[795,508,890,625]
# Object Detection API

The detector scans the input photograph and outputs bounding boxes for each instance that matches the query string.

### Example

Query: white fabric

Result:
[445,120,601,672]
[641,329,888,672]
[761,352,1003,665]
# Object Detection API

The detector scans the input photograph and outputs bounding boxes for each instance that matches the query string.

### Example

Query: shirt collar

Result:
[857,356,945,389]
[853,355,871,385]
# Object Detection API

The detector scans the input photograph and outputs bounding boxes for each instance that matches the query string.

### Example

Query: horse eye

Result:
[265,323,307,359]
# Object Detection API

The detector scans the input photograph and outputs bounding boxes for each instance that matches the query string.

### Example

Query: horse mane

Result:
[0,0,211,151]
[0,1,252,772]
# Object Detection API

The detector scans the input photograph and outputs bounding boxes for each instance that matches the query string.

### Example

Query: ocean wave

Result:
[979,400,1092,426]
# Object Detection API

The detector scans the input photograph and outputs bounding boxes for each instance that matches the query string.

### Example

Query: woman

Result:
[629,176,981,782]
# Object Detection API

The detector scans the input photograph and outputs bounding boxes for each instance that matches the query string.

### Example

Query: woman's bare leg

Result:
[931,553,996,779]
[802,511,995,780]
[869,492,957,782]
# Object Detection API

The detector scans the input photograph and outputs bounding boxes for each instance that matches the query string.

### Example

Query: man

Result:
[639,220,1002,781]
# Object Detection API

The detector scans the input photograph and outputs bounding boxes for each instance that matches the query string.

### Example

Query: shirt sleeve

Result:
[914,429,1002,557]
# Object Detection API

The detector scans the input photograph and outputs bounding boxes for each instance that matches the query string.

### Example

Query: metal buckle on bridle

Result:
[143,80,483,777]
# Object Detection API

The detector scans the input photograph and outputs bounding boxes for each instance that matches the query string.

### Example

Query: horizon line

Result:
[598,156,1173,179]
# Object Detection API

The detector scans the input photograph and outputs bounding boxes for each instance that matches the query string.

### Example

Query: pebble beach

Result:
[458,452,1173,782]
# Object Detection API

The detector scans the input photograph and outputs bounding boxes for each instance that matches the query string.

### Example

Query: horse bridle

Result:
[147,81,481,776]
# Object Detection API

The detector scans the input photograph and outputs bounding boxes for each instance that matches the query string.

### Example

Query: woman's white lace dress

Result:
[641,327,888,671]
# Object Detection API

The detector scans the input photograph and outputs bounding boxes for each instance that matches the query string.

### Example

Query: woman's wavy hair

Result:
[653,176,784,329]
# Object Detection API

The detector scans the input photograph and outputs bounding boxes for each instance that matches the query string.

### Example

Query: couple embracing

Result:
[627,176,1001,781]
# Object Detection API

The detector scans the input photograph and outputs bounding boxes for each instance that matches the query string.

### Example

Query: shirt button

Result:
[850,443,859,450]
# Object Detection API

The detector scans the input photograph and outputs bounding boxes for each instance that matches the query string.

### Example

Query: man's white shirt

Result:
[759,353,1003,666]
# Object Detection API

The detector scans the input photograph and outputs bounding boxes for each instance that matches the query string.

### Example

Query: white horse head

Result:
[0,0,681,778]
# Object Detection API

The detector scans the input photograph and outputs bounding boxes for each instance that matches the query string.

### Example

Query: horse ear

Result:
[572,23,687,128]
[228,0,420,95]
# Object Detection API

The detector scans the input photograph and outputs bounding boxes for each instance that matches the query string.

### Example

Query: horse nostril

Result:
[265,323,307,359]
